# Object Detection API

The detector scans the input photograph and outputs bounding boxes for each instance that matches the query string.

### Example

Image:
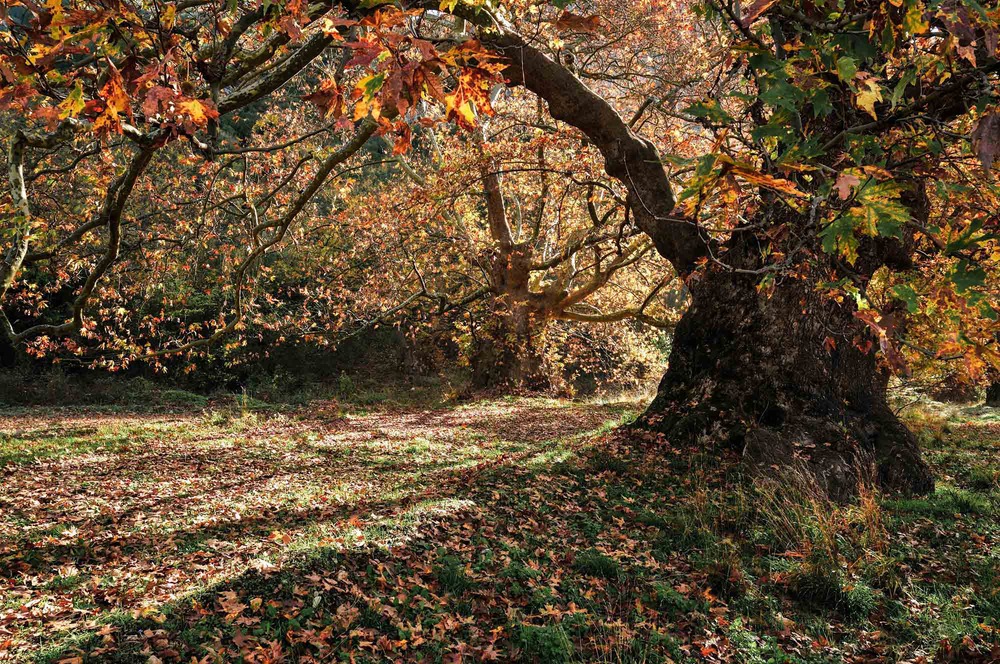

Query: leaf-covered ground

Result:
[1,395,999,663]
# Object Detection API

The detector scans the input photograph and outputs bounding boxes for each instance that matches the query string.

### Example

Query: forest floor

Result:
[1,391,999,663]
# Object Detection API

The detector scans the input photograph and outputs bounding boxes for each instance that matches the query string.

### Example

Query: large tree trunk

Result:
[485,24,935,498]
[471,301,549,390]
[639,234,934,501]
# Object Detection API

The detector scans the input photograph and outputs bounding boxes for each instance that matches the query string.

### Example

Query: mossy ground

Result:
[1,393,998,662]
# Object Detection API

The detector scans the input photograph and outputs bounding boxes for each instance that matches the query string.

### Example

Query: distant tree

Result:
[327,116,683,390]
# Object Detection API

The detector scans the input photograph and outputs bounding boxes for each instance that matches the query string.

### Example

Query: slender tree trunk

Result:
[639,233,934,500]
[986,381,1000,408]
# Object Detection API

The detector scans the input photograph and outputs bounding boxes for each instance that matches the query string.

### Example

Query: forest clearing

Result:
[1,390,999,662]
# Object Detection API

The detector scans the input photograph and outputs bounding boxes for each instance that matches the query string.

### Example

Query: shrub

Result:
[161,389,209,409]
[337,371,356,397]
[787,556,878,619]
[650,583,706,618]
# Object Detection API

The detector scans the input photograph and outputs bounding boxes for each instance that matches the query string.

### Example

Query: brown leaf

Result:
[731,166,809,198]
[553,11,602,34]
[304,79,345,119]
[834,172,861,200]
[741,0,780,27]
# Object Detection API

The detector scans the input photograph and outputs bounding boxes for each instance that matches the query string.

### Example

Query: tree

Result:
[623,1,1000,498]
[437,0,996,496]
[2,0,997,497]
[332,114,682,390]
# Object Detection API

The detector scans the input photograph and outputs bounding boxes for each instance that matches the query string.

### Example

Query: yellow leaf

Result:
[177,99,212,126]
[59,81,86,119]
[161,4,176,30]
[353,96,380,121]
[445,94,476,128]
[856,79,882,120]
[904,2,928,35]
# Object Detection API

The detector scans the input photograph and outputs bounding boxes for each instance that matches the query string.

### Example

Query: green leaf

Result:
[58,80,86,119]
[758,78,804,113]
[949,260,987,293]
[846,180,909,238]
[819,215,860,262]
[683,99,733,124]
[836,56,858,83]
[810,88,833,117]
[819,181,910,261]
[892,284,920,314]
[891,69,917,109]
[359,72,386,100]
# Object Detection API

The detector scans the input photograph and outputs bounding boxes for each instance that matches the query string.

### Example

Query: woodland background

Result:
[1,0,1000,661]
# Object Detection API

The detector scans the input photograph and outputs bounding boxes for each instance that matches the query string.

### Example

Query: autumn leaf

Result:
[278,15,304,40]
[731,166,809,198]
[741,0,779,27]
[553,11,603,34]
[58,80,85,119]
[318,16,354,38]
[855,77,883,120]
[392,121,412,154]
[177,99,219,128]
[93,63,131,136]
[305,79,346,118]
[161,4,176,30]
[834,172,861,200]
[353,72,386,120]
[445,94,477,128]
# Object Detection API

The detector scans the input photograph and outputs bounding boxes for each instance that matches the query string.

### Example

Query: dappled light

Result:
[2,398,999,662]
[1,0,999,660]
[0,398,633,658]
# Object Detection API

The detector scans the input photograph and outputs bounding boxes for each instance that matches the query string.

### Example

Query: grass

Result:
[0,393,997,662]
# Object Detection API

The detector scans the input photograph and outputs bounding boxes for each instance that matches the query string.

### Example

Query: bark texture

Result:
[641,232,934,500]
[471,240,550,390]
[471,301,549,390]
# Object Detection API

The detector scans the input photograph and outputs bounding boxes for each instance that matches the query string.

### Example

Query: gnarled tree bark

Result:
[643,227,933,500]
[481,22,934,498]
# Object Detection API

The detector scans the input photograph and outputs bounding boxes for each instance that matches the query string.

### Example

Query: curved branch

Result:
[474,24,711,272]
[14,145,157,342]
[558,307,676,329]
